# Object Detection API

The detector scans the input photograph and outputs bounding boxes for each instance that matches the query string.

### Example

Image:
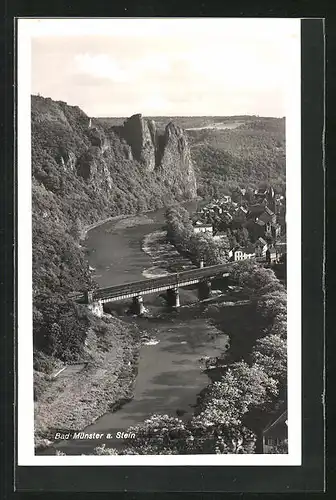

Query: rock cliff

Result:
[158,122,197,198]
[31,96,197,236]
[118,113,197,198]
[59,107,198,199]
[122,114,157,172]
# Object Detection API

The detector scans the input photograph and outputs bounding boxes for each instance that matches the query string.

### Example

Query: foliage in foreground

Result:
[89,260,287,456]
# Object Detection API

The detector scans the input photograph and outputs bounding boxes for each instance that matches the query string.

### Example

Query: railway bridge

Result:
[74,263,231,314]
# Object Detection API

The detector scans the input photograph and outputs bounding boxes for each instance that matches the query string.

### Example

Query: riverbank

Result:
[79,197,202,242]
[80,214,134,241]
[34,314,140,452]
[142,230,196,278]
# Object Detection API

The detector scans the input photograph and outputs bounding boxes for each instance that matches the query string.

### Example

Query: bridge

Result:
[75,263,231,314]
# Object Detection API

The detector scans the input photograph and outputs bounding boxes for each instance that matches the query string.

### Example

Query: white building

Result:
[221,195,231,204]
[193,221,213,235]
[213,231,228,242]
[229,246,256,261]
[238,206,248,216]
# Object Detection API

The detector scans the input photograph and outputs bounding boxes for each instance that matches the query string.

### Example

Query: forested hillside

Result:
[32,95,196,374]
[32,95,200,446]
[188,118,286,197]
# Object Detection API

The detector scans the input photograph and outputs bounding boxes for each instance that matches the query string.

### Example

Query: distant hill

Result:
[188,117,286,197]
[95,115,279,131]
[96,115,286,197]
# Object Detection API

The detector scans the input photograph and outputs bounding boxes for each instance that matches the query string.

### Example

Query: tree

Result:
[267,317,287,338]
[103,415,193,455]
[251,335,287,386]
[257,290,287,323]
[188,361,278,454]
[212,424,256,454]
[165,204,228,266]
[230,261,280,300]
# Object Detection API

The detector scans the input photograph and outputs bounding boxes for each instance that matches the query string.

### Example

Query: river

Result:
[57,202,232,455]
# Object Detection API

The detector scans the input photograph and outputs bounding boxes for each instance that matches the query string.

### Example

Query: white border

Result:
[17,18,301,466]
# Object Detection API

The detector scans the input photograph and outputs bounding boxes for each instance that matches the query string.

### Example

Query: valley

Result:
[32,96,287,455]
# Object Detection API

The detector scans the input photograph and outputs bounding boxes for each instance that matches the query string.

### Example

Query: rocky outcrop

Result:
[32,95,197,207]
[122,114,157,172]
[59,150,77,171]
[157,122,197,198]
[74,111,197,199]
[119,114,197,198]
[87,127,106,148]
[76,146,113,190]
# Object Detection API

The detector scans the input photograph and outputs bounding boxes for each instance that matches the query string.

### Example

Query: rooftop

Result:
[194,221,212,227]
[255,218,266,226]
[265,206,275,216]
[255,189,267,196]
[263,410,288,437]
[242,245,256,254]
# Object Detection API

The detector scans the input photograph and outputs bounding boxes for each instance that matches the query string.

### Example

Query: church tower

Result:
[267,186,275,211]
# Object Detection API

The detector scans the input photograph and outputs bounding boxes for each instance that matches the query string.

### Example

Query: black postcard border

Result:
[1,13,325,494]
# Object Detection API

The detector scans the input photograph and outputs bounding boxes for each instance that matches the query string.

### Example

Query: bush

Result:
[33,371,50,401]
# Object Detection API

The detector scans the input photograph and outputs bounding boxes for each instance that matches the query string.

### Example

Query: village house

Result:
[229,245,256,261]
[231,206,248,229]
[213,231,228,242]
[247,218,266,239]
[266,245,277,264]
[212,204,223,215]
[220,195,231,204]
[222,211,233,224]
[275,236,287,260]
[258,206,277,225]
[262,409,288,454]
[247,205,280,241]
[232,187,247,204]
[254,187,268,199]
[193,221,213,235]
[254,186,275,210]
[271,222,282,239]
[274,194,285,215]
[263,221,281,240]
[248,203,267,219]
[255,237,268,258]
[238,206,248,216]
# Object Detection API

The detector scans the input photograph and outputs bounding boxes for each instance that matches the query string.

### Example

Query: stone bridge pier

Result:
[198,279,212,300]
[131,295,145,315]
[84,290,94,304]
[166,287,180,308]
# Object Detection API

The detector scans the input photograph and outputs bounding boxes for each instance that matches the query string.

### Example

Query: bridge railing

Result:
[94,273,179,301]
[174,263,230,282]
[93,263,230,301]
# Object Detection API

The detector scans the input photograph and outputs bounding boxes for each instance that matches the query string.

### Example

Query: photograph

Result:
[17,17,302,466]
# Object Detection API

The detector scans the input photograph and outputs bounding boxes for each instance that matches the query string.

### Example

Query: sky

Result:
[27,18,300,117]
